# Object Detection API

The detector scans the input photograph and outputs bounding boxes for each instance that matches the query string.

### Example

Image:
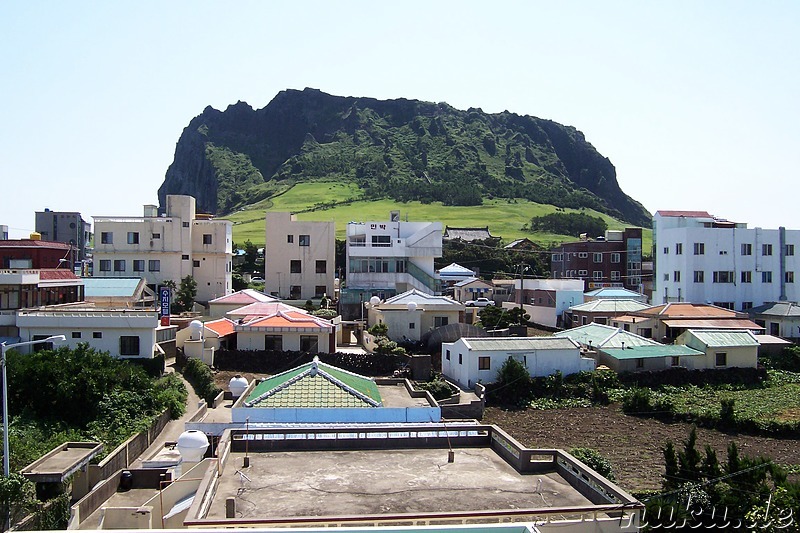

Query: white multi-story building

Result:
[264,212,335,301]
[342,212,442,319]
[93,195,233,303]
[653,210,799,311]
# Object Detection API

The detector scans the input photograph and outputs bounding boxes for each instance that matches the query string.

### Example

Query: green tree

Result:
[569,448,615,481]
[477,306,529,330]
[243,239,259,271]
[493,356,531,407]
[174,275,197,313]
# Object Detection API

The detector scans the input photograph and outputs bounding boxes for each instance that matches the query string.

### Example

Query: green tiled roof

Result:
[244,358,382,409]
[602,345,704,360]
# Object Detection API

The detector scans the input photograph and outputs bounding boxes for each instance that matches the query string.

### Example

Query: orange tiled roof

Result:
[38,269,80,280]
[636,303,738,318]
[244,311,331,330]
[204,318,236,337]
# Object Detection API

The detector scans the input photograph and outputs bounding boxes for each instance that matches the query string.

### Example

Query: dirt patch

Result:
[483,404,800,492]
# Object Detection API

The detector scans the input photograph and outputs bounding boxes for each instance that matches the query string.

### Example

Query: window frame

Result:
[290,260,302,274]
[478,357,491,370]
[299,234,311,247]
[127,232,139,245]
[120,335,140,356]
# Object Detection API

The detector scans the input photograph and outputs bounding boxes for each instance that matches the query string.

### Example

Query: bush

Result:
[182,358,221,404]
[415,377,455,401]
[569,447,616,481]
[368,323,388,336]
[719,398,736,427]
[622,387,651,414]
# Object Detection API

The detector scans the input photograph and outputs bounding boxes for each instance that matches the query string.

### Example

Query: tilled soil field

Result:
[483,405,800,492]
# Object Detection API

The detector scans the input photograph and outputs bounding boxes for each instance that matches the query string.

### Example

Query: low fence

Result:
[214,349,404,377]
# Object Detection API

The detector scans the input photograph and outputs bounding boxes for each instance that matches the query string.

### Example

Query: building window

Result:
[264,335,283,351]
[458,353,463,365]
[693,242,704,255]
[127,232,139,244]
[742,302,753,310]
[290,260,302,273]
[202,234,212,245]
[741,243,752,256]
[193,260,200,268]
[663,247,669,254]
[578,252,588,258]
[290,285,301,299]
[762,271,773,283]
[675,243,683,255]
[712,271,734,283]
[611,271,621,281]
[409,322,415,330]
[113,260,126,272]
[593,253,603,263]
[299,234,310,246]
[693,271,704,283]
[786,244,795,256]
[671,356,680,367]
[120,336,140,356]
[636,358,644,369]
[445,350,450,361]
[715,352,727,367]
[100,232,113,244]
[316,260,327,274]
[578,270,588,277]
[611,253,621,263]
[664,274,669,281]
[182,254,189,260]
[673,271,681,282]
[434,316,449,327]
[93,332,102,339]
[315,285,326,297]
[371,235,391,247]
[763,243,773,256]
[300,335,318,352]
[133,260,145,272]
[182,222,189,228]
[786,271,794,283]
[593,271,603,280]
[148,260,160,272]
[71,332,81,339]
[714,301,735,310]
[478,357,491,370]
[738,271,751,283]
[151,233,161,239]
[99,260,111,272]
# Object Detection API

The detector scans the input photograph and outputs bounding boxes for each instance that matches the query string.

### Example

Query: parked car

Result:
[251,277,265,283]
[465,297,495,307]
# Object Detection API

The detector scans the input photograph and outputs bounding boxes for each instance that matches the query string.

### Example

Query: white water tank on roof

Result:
[188,320,203,340]
[229,375,249,398]
[177,430,209,462]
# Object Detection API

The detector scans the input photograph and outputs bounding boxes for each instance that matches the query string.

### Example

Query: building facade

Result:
[93,195,233,303]
[34,209,92,264]
[550,228,643,292]
[653,210,799,311]
[264,212,335,301]
[341,212,442,319]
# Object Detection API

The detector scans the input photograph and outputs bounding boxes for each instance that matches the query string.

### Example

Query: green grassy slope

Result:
[224,181,652,253]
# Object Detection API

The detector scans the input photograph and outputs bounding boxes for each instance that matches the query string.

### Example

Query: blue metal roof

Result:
[82,277,142,297]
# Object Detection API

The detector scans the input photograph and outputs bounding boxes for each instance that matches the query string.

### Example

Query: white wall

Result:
[15,310,159,358]
[237,330,332,353]
[442,338,594,388]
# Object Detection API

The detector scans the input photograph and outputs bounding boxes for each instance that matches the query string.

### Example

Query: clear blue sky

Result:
[2,1,798,238]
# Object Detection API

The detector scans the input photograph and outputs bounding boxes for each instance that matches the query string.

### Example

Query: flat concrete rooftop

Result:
[206,448,592,521]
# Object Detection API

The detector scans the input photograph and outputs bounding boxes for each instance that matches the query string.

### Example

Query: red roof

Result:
[636,303,739,319]
[204,318,236,337]
[663,319,764,331]
[38,269,79,280]
[239,311,333,331]
[0,239,71,249]
[655,210,713,218]
[209,289,278,305]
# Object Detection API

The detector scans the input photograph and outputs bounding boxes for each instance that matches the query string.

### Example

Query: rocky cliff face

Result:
[159,88,651,226]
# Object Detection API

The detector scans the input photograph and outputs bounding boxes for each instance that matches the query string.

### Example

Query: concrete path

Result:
[128,360,202,469]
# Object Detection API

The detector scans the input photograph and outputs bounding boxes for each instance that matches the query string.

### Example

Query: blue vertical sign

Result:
[160,287,171,325]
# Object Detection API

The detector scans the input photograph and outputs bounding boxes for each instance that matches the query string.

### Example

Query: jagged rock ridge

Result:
[158,88,651,227]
